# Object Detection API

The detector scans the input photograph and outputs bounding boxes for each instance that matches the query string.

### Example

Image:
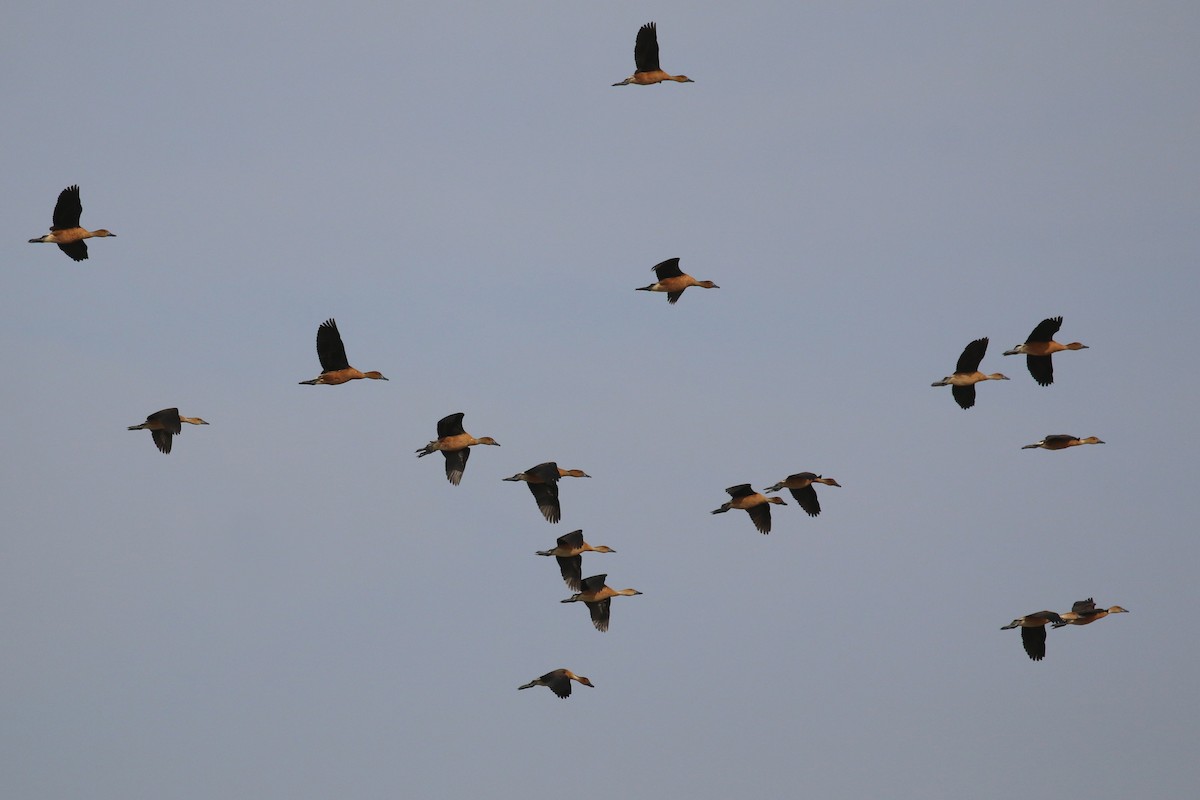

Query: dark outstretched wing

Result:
[528,462,561,483]
[588,598,612,632]
[557,529,584,549]
[651,257,683,280]
[1020,626,1048,661]
[148,408,183,435]
[956,337,989,373]
[529,481,561,523]
[146,408,181,454]
[544,672,572,698]
[314,318,350,372]
[442,448,469,486]
[1071,598,1097,614]
[951,384,976,410]
[667,291,685,305]
[52,185,83,230]
[57,241,88,261]
[579,574,607,593]
[436,412,466,438]
[1026,354,1054,386]
[151,430,174,454]
[1026,317,1063,343]
[789,485,821,517]
[556,555,583,591]
[633,22,661,73]
[725,483,755,499]
[746,503,772,534]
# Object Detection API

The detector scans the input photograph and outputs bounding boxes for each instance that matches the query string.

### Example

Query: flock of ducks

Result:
[411,408,639,683]
[927,323,1125,660]
[32,21,1126,697]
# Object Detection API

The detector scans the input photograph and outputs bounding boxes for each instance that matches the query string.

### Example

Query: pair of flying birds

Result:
[711,474,842,535]
[1002,599,1129,661]
[29,22,688,263]
[931,317,1089,409]
[28,186,723,313]
[414,416,593,526]
[128,318,381,454]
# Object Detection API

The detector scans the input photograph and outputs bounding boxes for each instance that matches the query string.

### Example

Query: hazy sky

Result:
[3,2,1199,798]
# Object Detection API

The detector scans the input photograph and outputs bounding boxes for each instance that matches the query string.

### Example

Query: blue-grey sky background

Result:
[3,2,1199,798]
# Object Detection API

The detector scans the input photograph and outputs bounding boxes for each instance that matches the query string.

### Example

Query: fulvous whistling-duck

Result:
[298,318,388,385]
[711,484,786,535]
[764,473,841,517]
[28,185,115,261]
[503,462,591,523]
[517,669,594,698]
[1021,435,1105,451]
[127,408,209,454]
[612,22,694,86]
[1003,317,1088,386]
[635,258,718,304]
[536,529,616,591]
[415,412,499,485]
[562,574,642,632]
[1001,610,1064,661]
[1051,598,1129,628]
[931,337,1009,409]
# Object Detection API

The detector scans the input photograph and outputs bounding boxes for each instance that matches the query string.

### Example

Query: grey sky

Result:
[3,2,1199,798]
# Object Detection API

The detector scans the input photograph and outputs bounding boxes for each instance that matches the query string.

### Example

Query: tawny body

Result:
[298,318,387,385]
[1001,610,1064,661]
[28,185,115,261]
[1021,435,1104,451]
[415,412,499,485]
[931,337,1009,409]
[1052,598,1129,627]
[636,258,718,304]
[127,408,209,454]
[503,462,591,523]
[764,473,841,517]
[517,669,594,698]
[612,22,694,86]
[711,484,786,534]
[562,574,642,632]
[537,529,616,590]
[1003,316,1088,386]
